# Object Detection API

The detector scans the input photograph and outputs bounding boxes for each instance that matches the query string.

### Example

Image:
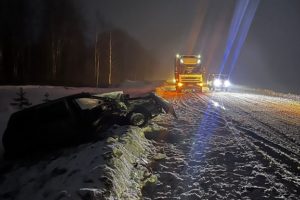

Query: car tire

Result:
[127,110,149,127]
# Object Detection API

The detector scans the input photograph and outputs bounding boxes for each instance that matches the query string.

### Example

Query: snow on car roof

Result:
[93,91,124,100]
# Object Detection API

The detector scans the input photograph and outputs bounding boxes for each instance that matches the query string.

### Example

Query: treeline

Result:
[0,0,156,87]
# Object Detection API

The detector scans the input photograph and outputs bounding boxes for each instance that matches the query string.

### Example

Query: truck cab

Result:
[174,54,204,92]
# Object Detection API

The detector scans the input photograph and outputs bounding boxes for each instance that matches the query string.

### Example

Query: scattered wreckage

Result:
[2,91,176,159]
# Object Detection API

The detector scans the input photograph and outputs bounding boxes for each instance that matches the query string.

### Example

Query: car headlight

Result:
[224,80,231,87]
[213,79,222,87]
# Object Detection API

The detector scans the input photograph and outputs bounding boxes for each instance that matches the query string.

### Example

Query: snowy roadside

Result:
[232,85,300,101]
[0,124,165,200]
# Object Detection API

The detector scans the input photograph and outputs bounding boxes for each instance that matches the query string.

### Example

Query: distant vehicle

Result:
[174,54,204,92]
[207,74,231,91]
[2,92,176,159]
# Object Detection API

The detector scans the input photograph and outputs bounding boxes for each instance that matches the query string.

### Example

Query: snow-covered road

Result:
[143,90,300,199]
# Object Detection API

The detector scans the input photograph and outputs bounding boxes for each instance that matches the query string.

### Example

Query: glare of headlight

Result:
[224,80,231,87]
[198,54,201,58]
[180,59,183,64]
[213,79,222,87]
[211,100,226,110]
[197,59,201,64]
[176,54,180,58]
[177,82,183,87]
[213,101,220,107]
[172,78,176,83]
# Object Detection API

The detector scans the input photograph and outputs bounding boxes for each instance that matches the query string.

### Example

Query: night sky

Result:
[74,0,300,94]
[1,0,298,93]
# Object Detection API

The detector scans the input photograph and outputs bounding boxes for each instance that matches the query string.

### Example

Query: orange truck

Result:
[174,54,204,92]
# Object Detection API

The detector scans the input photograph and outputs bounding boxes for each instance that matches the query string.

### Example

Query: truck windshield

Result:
[179,65,202,74]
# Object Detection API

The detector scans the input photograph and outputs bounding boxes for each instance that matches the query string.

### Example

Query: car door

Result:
[35,100,76,148]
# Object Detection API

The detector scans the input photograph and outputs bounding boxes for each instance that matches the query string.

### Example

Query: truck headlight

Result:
[177,82,183,87]
[224,80,231,87]
[213,79,221,87]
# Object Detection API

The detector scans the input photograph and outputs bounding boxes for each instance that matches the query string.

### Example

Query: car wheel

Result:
[128,111,149,127]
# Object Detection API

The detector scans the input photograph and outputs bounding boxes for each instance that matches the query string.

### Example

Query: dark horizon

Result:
[80,0,300,94]
[1,0,300,94]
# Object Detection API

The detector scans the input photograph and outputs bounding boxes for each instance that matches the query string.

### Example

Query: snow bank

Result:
[103,126,157,199]
[0,125,159,200]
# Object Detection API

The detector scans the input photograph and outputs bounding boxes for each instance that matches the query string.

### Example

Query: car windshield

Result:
[75,98,102,110]
[179,65,202,74]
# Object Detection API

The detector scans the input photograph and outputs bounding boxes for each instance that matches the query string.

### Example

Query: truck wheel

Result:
[196,87,202,93]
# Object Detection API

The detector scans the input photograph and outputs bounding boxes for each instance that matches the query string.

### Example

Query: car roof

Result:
[12,92,92,114]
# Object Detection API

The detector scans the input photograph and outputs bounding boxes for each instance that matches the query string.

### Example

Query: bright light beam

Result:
[229,0,260,76]
[219,0,250,74]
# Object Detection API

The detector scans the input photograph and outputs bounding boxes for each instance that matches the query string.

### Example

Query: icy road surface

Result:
[143,91,300,199]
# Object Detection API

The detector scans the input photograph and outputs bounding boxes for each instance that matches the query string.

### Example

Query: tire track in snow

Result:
[217,93,300,154]
[144,90,300,199]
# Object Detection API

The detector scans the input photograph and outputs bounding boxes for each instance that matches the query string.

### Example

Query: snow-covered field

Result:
[143,88,300,199]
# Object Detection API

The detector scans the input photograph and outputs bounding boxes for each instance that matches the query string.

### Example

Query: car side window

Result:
[37,101,70,122]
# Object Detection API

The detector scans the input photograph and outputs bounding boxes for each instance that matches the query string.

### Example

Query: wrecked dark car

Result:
[2,91,176,159]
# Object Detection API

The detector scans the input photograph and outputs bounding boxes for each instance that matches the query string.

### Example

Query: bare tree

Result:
[10,87,32,110]
[95,33,100,87]
[109,31,112,85]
